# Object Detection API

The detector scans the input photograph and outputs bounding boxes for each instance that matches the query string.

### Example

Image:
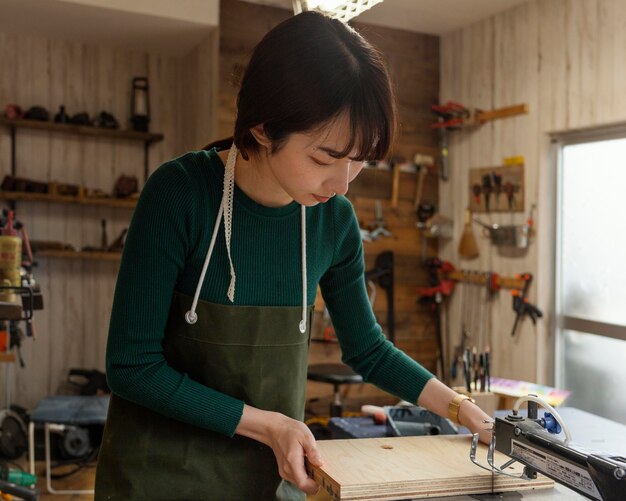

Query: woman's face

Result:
[261,115,366,206]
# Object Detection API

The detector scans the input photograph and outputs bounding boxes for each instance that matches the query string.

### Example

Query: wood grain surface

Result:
[307,435,554,500]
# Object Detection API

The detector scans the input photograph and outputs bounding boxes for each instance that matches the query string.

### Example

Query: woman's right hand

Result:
[235,404,323,495]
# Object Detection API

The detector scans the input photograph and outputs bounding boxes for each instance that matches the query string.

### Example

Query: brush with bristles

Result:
[458,208,479,259]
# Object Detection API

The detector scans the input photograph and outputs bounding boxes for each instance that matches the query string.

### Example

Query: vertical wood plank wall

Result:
[0,31,217,407]
[218,1,440,409]
[439,0,626,385]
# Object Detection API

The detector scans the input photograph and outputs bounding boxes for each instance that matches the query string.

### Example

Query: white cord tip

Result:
[185,310,198,324]
[299,320,306,334]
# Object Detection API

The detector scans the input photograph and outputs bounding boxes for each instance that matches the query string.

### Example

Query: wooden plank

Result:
[307,435,554,500]
[0,190,136,209]
[37,250,122,261]
[0,117,164,143]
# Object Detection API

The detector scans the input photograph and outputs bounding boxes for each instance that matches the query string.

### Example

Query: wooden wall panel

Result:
[0,30,217,407]
[218,1,440,410]
[440,0,626,386]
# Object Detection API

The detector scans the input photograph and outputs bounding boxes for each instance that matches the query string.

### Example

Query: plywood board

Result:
[307,435,554,500]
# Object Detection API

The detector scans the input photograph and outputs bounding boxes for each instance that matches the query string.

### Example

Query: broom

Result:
[458,208,479,258]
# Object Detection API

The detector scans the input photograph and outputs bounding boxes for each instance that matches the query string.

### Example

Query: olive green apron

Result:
[95,292,313,500]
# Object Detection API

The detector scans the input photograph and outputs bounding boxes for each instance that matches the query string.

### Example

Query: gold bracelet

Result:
[448,394,475,425]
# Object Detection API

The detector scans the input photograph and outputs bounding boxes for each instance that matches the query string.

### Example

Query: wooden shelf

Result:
[37,250,122,261]
[0,117,164,144]
[0,190,137,209]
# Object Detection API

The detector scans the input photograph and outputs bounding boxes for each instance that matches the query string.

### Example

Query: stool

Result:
[307,363,363,417]
[28,395,109,495]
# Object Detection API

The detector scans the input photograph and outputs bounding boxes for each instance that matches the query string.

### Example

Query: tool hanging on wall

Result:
[360,200,392,242]
[510,273,543,337]
[390,155,434,212]
[458,208,479,259]
[447,270,494,392]
[446,269,542,340]
[446,269,526,291]
[450,270,469,382]
[417,258,455,383]
[431,102,528,181]
[474,203,536,250]
[413,160,428,211]
[469,162,524,213]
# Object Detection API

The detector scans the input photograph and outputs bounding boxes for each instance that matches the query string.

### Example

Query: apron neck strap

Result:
[185,145,309,335]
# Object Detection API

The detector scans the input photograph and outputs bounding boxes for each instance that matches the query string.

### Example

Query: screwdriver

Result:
[492,171,502,208]
[503,182,515,210]
[472,183,482,206]
[481,174,493,212]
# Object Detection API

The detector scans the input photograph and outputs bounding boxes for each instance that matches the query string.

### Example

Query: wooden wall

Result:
[218,1,440,411]
[439,0,626,385]
[0,30,217,407]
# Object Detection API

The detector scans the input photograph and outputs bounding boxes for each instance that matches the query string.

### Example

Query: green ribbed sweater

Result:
[106,149,434,437]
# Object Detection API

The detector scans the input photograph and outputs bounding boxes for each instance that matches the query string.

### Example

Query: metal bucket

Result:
[473,218,530,248]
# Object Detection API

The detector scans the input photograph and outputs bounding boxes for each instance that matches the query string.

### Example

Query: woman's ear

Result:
[249,124,272,149]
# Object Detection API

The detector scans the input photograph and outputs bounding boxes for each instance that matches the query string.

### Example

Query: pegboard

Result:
[468,163,524,213]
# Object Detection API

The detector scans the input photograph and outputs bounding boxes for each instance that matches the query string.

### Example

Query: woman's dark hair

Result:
[228,11,396,161]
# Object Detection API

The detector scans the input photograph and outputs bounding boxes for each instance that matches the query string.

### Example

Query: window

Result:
[554,130,626,424]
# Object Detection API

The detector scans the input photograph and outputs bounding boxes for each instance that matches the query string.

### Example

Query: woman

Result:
[95,11,491,500]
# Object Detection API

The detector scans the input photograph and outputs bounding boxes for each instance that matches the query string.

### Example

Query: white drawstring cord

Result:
[299,205,307,334]
[185,144,308,334]
[185,145,238,324]
[185,202,224,324]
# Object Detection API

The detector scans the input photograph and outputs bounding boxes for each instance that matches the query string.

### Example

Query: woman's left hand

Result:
[458,399,493,444]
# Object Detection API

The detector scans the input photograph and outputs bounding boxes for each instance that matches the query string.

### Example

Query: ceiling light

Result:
[292,0,384,23]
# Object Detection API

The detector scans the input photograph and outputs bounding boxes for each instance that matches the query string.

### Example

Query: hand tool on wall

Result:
[431,102,528,181]
[492,171,502,207]
[484,350,490,392]
[481,174,493,212]
[446,269,527,291]
[472,183,482,206]
[450,270,469,381]
[361,201,392,242]
[433,102,529,130]
[418,258,455,382]
[413,163,427,211]
[510,273,543,337]
[431,101,467,181]
[391,162,401,210]
[503,181,515,210]
[463,348,471,393]
[416,203,435,223]
[371,201,391,240]
[469,163,524,213]
[458,209,479,259]
[437,120,450,181]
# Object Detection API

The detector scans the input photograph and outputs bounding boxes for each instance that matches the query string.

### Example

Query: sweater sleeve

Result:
[319,196,435,404]
[105,159,244,437]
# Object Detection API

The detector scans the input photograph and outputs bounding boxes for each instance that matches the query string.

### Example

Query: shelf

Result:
[0,190,137,209]
[0,117,164,144]
[37,250,122,261]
